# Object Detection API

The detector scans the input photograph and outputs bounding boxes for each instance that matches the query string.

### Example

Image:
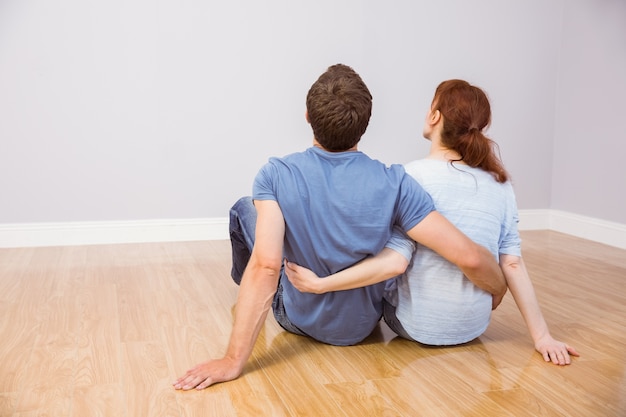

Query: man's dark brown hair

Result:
[306,64,373,151]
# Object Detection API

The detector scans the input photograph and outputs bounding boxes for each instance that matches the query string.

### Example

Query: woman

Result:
[285,79,578,365]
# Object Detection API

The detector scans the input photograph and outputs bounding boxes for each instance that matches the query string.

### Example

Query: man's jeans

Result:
[229,196,307,336]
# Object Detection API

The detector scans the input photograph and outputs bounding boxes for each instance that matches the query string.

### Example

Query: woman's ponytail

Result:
[434,80,509,183]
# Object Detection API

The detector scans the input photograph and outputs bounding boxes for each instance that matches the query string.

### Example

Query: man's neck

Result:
[312,139,358,152]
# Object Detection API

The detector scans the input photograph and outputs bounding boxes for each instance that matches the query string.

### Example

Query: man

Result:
[173,64,505,390]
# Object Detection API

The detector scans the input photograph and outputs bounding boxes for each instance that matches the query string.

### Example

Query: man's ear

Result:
[305,111,310,124]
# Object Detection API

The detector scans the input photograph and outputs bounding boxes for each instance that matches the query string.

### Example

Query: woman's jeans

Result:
[229,197,307,336]
[382,299,416,341]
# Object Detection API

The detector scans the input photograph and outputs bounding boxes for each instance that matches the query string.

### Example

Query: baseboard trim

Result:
[0,218,229,248]
[517,209,553,230]
[1,210,624,249]
[518,209,626,249]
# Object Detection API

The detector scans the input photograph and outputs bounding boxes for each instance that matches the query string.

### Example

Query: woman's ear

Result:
[430,109,441,125]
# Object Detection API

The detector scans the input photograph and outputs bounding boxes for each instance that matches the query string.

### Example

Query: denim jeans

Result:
[229,196,307,336]
[383,298,416,341]
[229,196,257,285]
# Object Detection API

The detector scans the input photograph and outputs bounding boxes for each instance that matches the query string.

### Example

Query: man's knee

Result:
[229,196,256,285]
[229,196,256,240]
[230,196,254,218]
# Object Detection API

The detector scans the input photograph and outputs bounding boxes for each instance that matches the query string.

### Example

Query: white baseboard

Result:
[518,209,626,250]
[0,210,624,250]
[0,218,229,248]
[517,209,552,230]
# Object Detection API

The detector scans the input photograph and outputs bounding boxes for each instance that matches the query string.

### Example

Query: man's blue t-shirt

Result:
[253,146,434,345]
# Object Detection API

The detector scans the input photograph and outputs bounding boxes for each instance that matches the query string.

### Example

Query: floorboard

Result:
[0,231,624,416]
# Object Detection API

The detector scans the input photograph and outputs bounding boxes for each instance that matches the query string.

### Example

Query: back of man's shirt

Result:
[253,146,434,345]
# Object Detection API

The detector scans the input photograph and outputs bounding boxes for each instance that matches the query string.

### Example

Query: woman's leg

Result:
[383,297,416,341]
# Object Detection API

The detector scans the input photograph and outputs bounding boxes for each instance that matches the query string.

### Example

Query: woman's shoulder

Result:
[404,158,433,168]
[403,158,441,175]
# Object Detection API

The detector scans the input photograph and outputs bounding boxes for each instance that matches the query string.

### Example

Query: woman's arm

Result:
[285,247,409,294]
[500,253,579,365]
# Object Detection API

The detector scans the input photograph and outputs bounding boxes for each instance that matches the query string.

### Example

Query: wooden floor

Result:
[0,230,624,417]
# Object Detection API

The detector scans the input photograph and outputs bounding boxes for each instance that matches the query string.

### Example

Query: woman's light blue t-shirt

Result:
[389,159,521,345]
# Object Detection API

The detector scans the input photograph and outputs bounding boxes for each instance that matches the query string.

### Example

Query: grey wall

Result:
[0,0,623,224]
[551,0,626,224]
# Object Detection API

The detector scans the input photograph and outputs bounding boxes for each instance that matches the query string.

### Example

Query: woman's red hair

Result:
[433,79,509,183]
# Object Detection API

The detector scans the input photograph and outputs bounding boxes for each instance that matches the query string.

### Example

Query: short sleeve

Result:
[498,184,522,257]
[395,171,436,231]
[385,227,416,261]
[252,161,278,202]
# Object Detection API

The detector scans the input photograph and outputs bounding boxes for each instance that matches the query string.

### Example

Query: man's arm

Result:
[406,211,507,298]
[286,212,506,301]
[173,200,285,390]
